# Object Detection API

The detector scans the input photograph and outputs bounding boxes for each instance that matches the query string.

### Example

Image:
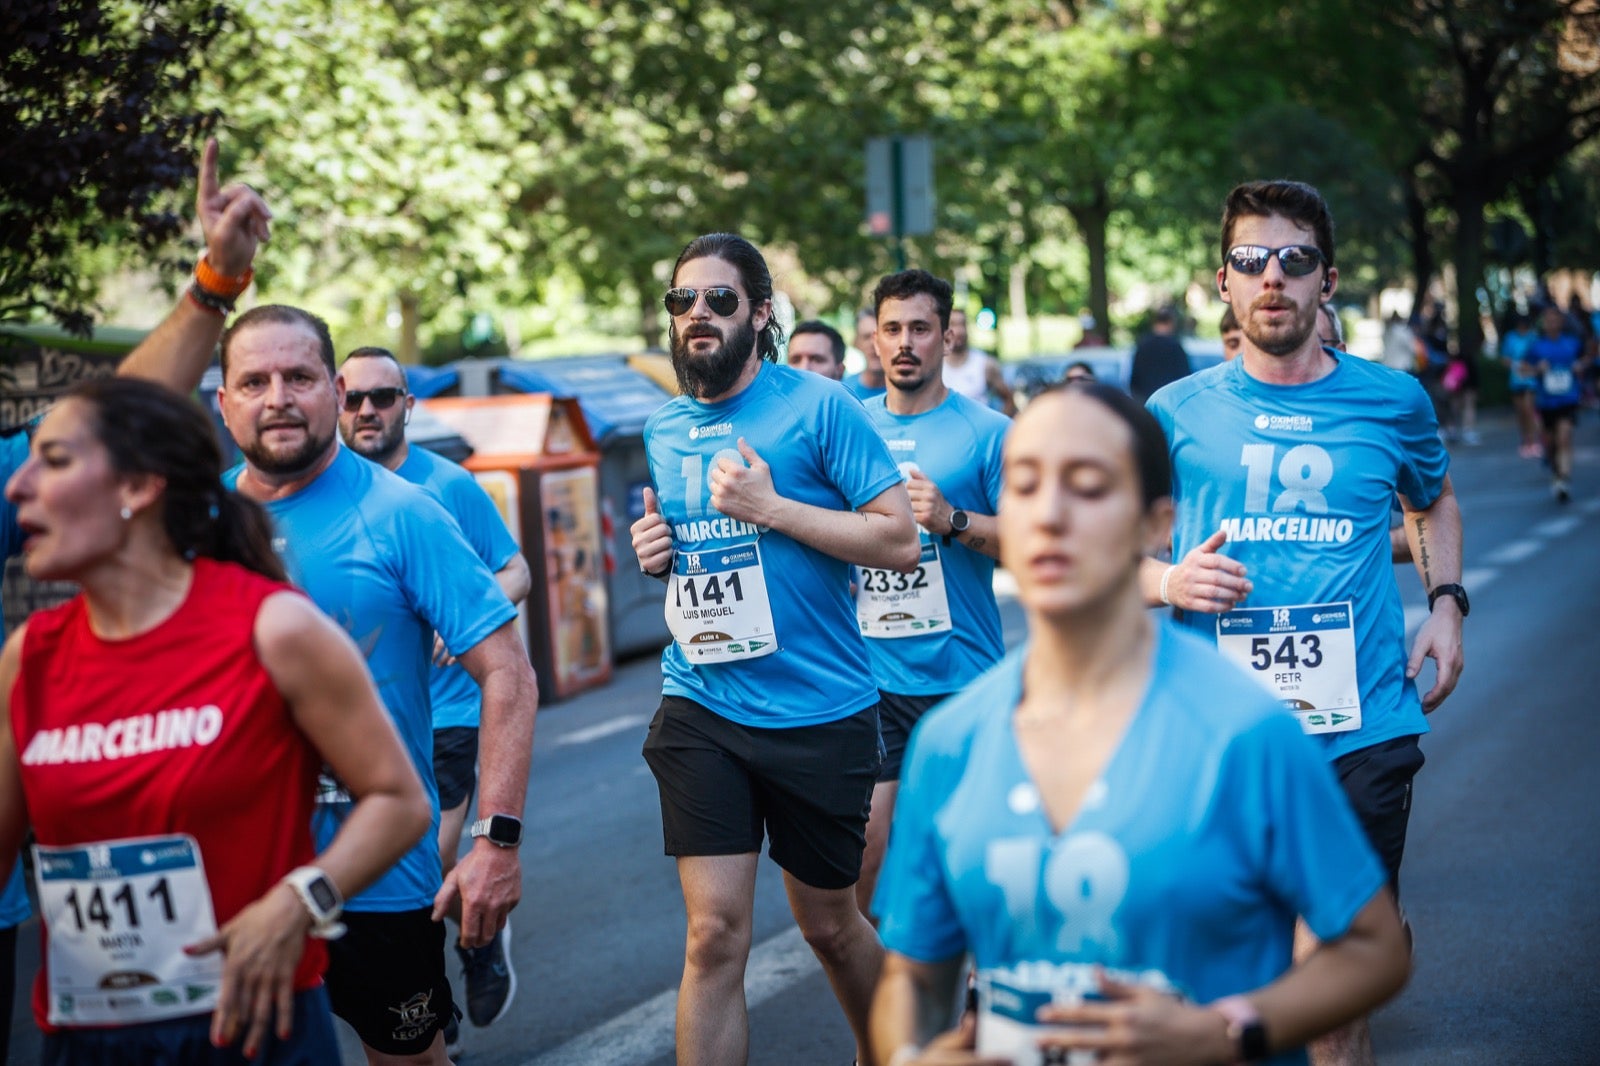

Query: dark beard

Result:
[240,423,336,476]
[670,316,757,399]
[344,417,406,465]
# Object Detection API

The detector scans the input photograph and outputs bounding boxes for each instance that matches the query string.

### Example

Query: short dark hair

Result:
[1220,180,1336,270]
[1220,305,1240,333]
[672,233,783,361]
[790,321,846,364]
[871,269,955,331]
[345,345,402,366]
[221,305,337,380]
[1030,381,1171,508]
[69,377,286,580]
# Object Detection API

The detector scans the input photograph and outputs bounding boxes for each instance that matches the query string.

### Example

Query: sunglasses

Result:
[1225,244,1326,277]
[342,387,406,412]
[664,286,742,317]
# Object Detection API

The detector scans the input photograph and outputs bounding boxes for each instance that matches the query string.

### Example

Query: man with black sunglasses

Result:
[337,346,533,1055]
[630,233,919,1066]
[1142,180,1465,1066]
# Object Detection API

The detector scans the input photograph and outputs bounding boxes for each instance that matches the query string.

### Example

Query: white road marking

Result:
[553,714,653,746]
[1533,516,1582,539]
[521,926,815,1066]
[1483,539,1542,566]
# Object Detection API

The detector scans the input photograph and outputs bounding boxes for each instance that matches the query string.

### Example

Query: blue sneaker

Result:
[457,918,517,1027]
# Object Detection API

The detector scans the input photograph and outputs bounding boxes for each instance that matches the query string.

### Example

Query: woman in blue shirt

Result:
[870,383,1410,1066]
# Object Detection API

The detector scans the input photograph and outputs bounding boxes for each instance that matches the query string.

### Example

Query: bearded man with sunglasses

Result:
[218,307,538,1065]
[630,233,920,1066]
[1141,180,1464,1066]
[337,346,533,1055]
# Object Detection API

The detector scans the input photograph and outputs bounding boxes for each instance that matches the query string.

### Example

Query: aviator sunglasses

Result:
[1225,244,1326,277]
[664,286,742,317]
[342,387,407,412]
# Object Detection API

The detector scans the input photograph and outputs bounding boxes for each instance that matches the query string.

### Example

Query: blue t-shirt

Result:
[394,446,522,732]
[1147,354,1447,762]
[644,362,902,727]
[227,446,515,911]
[842,372,887,401]
[1526,333,1584,409]
[0,433,31,926]
[860,392,1009,696]
[875,631,1385,1066]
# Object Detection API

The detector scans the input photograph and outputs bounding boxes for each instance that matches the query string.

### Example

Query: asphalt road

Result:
[9,408,1598,1065]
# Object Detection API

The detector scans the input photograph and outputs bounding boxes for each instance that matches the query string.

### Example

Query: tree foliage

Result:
[0,0,223,332]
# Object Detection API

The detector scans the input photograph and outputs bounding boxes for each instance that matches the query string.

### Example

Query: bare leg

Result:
[785,871,885,1066]
[855,779,899,920]
[675,853,760,1066]
[1295,919,1375,1066]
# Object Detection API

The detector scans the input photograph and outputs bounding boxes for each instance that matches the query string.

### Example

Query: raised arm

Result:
[117,138,272,392]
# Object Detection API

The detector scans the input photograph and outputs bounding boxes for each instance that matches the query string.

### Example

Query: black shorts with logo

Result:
[432,726,479,812]
[1333,734,1426,897]
[324,907,455,1056]
[642,696,881,890]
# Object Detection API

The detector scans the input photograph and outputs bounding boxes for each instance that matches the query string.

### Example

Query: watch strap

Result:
[1427,582,1469,617]
[283,865,346,940]
[1210,995,1268,1063]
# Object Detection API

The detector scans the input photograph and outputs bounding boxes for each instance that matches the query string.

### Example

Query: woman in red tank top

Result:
[0,378,430,1065]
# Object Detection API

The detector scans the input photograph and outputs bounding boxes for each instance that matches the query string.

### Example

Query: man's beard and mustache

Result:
[1243,295,1318,357]
[670,316,757,399]
[240,417,336,476]
[344,414,406,465]
[887,347,936,393]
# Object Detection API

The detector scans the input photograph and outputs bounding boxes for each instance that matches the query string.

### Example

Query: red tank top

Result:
[10,558,326,1029]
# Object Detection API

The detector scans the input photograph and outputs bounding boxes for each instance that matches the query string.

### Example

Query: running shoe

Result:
[458,919,518,1027]
[443,1010,464,1059]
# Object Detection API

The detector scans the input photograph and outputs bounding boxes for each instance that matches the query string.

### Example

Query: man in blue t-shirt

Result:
[336,346,532,1045]
[218,306,538,1065]
[852,269,1010,920]
[785,320,847,381]
[629,233,919,1066]
[1520,304,1588,503]
[1144,180,1465,1065]
[0,137,272,1065]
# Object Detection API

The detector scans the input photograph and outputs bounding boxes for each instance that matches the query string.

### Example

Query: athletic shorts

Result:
[325,908,454,1056]
[42,986,337,1065]
[1540,404,1579,429]
[1332,734,1425,897]
[877,690,950,782]
[433,726,479,811]
[642,696,881,890]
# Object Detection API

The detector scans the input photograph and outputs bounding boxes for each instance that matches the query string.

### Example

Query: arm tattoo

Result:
[1415,514,1432,587]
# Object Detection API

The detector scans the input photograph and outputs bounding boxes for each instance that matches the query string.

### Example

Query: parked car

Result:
[1004,339,1227,403]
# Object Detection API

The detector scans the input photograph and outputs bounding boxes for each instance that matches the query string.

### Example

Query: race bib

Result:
[1216,601,1362,734]
[1543,367,1574,395]
[976,966,1174,1066]
[665,542,777,663]
[855,535,952,639]
[35,834,224,1026]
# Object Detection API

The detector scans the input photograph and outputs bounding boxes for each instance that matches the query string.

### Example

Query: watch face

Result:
[307,878,339,911]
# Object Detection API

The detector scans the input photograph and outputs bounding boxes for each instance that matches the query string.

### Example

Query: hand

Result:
[905,469,953,534]
[1033,972,1232,1066]
[630,487,674,576]
[896,1010,1010,1065]
[1164,530,1251,613]
[431,631,458,667]
[1408,601,1464,711]
[433,840,520,948]
[708,438,779,526]
[185,883,310,1058]
[196,138,273,276]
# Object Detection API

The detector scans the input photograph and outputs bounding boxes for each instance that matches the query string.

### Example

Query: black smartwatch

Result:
[1427,582,1470,618]
[469,814,523,848]
[943,508,971,546]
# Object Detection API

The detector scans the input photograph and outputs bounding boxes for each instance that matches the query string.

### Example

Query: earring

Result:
[120,506,132,521]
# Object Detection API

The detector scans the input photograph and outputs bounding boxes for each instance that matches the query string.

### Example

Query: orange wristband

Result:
[195,255,253,299]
